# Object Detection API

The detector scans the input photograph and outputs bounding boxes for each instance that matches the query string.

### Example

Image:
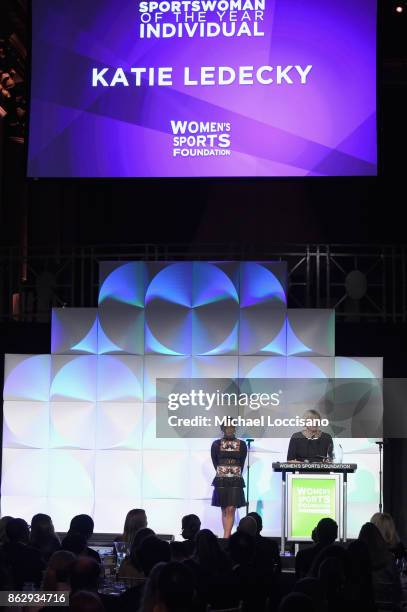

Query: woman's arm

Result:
[240,440,247,468]
[211,440,218,470]
[286,436,297,461]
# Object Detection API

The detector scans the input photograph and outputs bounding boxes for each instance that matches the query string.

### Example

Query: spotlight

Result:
[395,5,403,12]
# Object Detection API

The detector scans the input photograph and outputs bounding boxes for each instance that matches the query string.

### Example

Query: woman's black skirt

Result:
[211,486,246,508]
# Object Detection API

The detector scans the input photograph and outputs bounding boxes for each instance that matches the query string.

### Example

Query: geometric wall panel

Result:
[47,497,95,532]
[3,401,50,449]
[94,450,142,500]
[51,308,98,354]
[287,309,335,356]
[4,355,51,401]
[239,356,287,379]
[50,355,97,402]
[97,355,143,402]
[1,261,381,538]
[142,403,189,451]
[192,262,239,356]
[239,262,287,355]
[96,403,143,450]
[142,450,187,499]
[49,402,96,449]
[192,356,239,380]
[98,262,145,355]
[286,357,334,378]
[334,356,383,378]
[145,262,192,356]
[48,449,95,498]
[144,356,191,403]
[1,449,49,497]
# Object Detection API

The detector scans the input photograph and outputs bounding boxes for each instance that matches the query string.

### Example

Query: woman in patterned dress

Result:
[211,425,247,538]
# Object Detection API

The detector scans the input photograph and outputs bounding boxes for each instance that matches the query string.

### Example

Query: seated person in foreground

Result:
[295,517,338,579]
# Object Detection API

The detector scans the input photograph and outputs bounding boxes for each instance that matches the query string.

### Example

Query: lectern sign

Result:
[288,474,339,540]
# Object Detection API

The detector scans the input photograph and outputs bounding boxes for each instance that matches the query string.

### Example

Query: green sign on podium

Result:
[287,473,340,540]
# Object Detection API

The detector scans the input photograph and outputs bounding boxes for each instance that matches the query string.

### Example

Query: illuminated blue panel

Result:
[51,308,98,354]
[335,357,383,378]
[286,320,312,356]
[239,263,287,355]
[50,356,97,402]
[146,263,192,307]
[145,263,192,355]
[192,356,239,379]
[97,324,124,354]
[239,357,287,379]
[144,355,191,402]
[98,304,144,355]
[98,262,145,354]
[287,309,335,356]
[145,313,191,356]
[239,262,287,308]
[99,262,145,307]
[97,355,143,402]
[193,262,239,307]
[4,355,51,402]
[192,262,239,355]
[286,357,334,378]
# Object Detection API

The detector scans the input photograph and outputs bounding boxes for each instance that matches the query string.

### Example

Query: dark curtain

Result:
[384,439,407,543]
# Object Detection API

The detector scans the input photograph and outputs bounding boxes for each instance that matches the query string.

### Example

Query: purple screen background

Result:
[27,0,377,178]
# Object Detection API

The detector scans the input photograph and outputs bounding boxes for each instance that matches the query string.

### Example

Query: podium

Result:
[272,462,357,553]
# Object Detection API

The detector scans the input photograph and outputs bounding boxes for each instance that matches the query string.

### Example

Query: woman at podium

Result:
[287,409,333,462]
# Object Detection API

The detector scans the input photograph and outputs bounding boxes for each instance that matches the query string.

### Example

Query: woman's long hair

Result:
[30,514,59,550]
[121,509,147,546]
[194,529,230,573]
[370,512,400,549]
[359,522,392,570]
[139,562,195,612]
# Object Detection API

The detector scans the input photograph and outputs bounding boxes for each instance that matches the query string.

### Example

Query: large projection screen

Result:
[27,0,377,178]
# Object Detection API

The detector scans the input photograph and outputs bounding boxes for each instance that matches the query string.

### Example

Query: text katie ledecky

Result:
[91,65,313,87]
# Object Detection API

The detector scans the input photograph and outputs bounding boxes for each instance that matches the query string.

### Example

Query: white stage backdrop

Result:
[1,262,381,537]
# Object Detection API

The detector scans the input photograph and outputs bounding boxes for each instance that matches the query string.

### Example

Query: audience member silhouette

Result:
[371,511,407,561]
[180,514,201,557]
[295,517,338,579]
[359,522,402,607]
[278,592,315,612]
[30,513,60,562]
[115,508,147,547]
[247,511,281,573]
[42,549,76,591]
[70,590,105,612]
[3,518,45,589]
[118,535,171,612]
[61,533,88,556]
[139,561,196,612]
[68,515,101,564]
